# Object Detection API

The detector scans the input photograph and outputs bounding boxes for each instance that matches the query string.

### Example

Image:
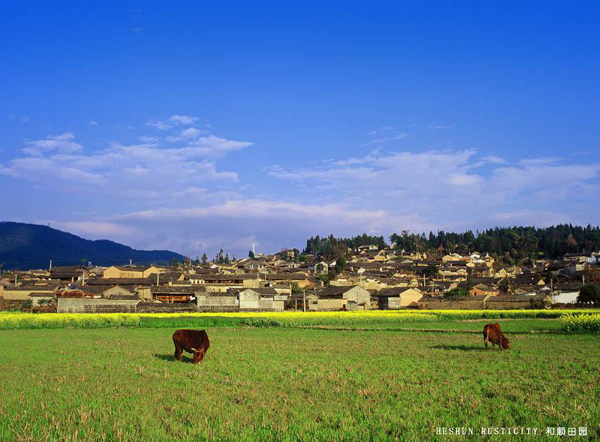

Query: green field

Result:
[0,317,599,440]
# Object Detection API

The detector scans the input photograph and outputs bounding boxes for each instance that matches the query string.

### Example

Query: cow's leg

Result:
[174,342,183,361]
[194,349,205,364]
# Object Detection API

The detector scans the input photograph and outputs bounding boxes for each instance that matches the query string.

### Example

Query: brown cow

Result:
[483,323,510,350]
[173,329,210,364]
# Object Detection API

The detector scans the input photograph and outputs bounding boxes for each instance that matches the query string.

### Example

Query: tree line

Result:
[304,225,600,263]
[390,225,600,261]
[303,234,387,260]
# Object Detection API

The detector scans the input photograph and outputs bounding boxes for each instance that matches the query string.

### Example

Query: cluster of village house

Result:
[0,245,598,313]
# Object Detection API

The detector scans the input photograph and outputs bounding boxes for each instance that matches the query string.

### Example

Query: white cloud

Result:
[186,135,253,157]
[180,127,202,138]
[138,135,159,143]
[268,148,600,233]
[22,133,83,155]
[1,156,104,183]
[74,199,429,256]
[146,119,172,130]
[487,163,600,201]
[169,115,199,125]
[146,114,200,130]
[165,127,205,143]
[4,117,600,258]
[86,121,98,126]
[1,131,252,196]
[518,157,561,166]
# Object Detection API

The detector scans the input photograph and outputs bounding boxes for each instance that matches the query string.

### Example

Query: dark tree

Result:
[423,264,439,277]
[304,233,387,256]
[445,287,469,298]
[333,256,347,275]
[577,283,600,306]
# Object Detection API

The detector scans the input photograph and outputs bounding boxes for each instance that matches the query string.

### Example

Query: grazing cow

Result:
[483,323,510,350]
[172,329,210,364]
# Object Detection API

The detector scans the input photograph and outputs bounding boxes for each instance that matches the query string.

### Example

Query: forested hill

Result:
[0,222,184,270]
[304,225,600,262]
[390,225,600,259]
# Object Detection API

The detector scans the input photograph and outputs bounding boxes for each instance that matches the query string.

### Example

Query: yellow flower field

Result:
[0,308,597,330]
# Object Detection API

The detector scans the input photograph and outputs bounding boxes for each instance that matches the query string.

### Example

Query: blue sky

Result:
[1,1,599,258]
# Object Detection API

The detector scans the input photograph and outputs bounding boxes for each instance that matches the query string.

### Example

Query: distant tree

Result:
[334,256,347,275]
[249,250,255,260]
[423,264,439,278]
[498,277,515,295]
[387,224,600,260]
[445,287,468,298]
[464,276,475,293]
[544,270,558,286]
[304,233,386,255]
[584,265,600,283]
[317,273,329,286]
[201,253,208,265]
[224,254,230,264]
[577,283,600,306]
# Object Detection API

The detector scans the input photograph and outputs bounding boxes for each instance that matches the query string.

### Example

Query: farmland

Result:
[0,313,599,440]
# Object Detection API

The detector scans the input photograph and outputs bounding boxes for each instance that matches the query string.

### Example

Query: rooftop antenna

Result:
[252,242,256,256]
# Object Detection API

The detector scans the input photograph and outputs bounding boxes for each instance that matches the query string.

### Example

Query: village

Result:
[1,242,598,314]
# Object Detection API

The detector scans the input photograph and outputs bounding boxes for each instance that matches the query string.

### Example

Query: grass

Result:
[0,323,599,440]
[303,318,567,333]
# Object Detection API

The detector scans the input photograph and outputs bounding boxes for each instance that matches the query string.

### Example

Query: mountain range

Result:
[0,222,185,270]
